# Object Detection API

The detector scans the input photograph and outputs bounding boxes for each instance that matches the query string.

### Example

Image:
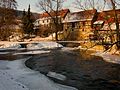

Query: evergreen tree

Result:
[22,9,27,33]
[22,5,35,37]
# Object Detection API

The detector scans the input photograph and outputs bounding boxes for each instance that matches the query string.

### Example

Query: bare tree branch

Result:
[37,0,65,41]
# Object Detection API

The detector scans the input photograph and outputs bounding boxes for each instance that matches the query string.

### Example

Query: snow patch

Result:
[93,52,120,64]
[0,43,21,49]
[47,71,66,81]
[13,51,50,55]
[62,47,80,51]
[0,70,29,90]
[0,52,10,54]
[0,42,63,50]
[0,56,78,90]
[27,42,63,49]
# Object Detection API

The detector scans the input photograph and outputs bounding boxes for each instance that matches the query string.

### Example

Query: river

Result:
[0,45,120,90]
[25,48,120,90]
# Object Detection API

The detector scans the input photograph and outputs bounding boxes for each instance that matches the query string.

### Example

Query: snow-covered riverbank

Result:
[93,51,120,64]
[0,57,77,90]
[79,45,120,64]
[0,42,77,90]
[0,41,63,49]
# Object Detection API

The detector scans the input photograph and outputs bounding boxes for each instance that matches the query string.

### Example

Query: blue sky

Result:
[16,0,74,13]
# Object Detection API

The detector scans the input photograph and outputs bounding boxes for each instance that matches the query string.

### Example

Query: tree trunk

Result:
[55,31,58,41]
[55,24,58,41]
[110,0,120,49]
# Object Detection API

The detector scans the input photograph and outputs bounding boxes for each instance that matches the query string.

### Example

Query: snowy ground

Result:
[78,45,120,64]
[0,41,63,49]
[0,42,77,90]
[0,70,29,90]
[92,51,120,64]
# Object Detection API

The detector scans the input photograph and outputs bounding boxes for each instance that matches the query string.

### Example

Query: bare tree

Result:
[73,0,120,50]
[107,0,120,49]
[37,0,65,41]
[0,0,17,41]
[0,0,17,9]
[73,0,106,11]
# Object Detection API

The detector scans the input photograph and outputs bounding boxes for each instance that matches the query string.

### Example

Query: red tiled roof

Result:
[39,9,70,18]
[97,9,120,23]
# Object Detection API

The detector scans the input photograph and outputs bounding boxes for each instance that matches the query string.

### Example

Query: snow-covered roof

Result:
[63,9,96,23]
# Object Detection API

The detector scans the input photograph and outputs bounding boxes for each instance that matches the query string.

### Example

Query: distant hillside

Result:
[15,10,39,20]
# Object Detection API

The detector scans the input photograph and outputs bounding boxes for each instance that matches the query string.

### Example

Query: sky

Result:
[16,0,120,13]
[16,0,40,13]
[16,0,74,13]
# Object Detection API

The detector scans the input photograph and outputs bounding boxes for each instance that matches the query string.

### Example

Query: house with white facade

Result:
[34,9,70,29]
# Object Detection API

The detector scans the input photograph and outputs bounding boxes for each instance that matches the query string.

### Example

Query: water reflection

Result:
[25,49,120,90]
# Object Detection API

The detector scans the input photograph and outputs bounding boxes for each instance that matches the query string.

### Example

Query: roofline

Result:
[103,8,120,12]
[62,19,92,23]
[71,9,97,14]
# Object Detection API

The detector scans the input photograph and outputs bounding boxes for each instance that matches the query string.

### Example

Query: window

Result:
[47,19,49,23]
[43,20,44,23]
[82,28,84,31]
[38,21,39,24]
[83,22,85,26]
[47,24,49,27]
[72,23,75,28]
[75,22,80,29]
[79,26,81,28]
